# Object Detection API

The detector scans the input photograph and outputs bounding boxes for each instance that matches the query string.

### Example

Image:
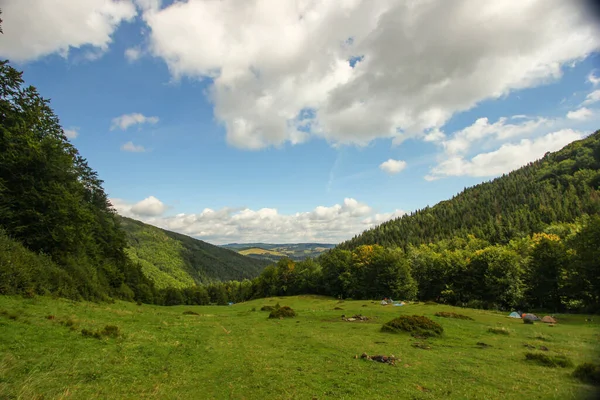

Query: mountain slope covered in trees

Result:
[339,131,600,250]
[119,217,270,289]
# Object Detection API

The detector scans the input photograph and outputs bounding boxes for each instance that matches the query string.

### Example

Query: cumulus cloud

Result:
[379,159,407,175]
[136,0,600,149]
[112,196,166,217]
[111,113,159,130]
[426,129,583,180]
[63,128,79,139]
[567,107,594,120]
[0,0,137,62]
[110,197,403,244]
[121,141,146,152]
[582,90,600,105]
[442,116,550,155]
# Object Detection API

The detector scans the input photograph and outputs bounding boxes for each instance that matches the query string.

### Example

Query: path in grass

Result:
[0,295,598,399]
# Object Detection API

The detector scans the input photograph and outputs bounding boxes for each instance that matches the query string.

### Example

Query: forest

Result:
[0,56,599,313]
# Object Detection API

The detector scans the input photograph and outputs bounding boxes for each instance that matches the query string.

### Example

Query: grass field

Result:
[0,295,598,399]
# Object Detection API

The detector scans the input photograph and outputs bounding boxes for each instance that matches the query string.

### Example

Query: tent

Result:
[541,316,557,323]
[508,312,521,318]
[380,300,388,305]
[523,313,540,321]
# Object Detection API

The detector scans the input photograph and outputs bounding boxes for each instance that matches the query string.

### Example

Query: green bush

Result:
[524,352,573,368]
[381,315,443,337]
[435,312,474,320]
[268,306,296,319]
[260,305,275,312]
[81,325,121,339]
[523,318,534,324]
[573,362,600,385]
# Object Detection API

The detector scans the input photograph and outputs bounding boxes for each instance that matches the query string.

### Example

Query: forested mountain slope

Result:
[119,217,270,289]
[340,131,600,250]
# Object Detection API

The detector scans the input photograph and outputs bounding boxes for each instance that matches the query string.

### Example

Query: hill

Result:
[119,217,271,289]
[222,243,335,262]
[340,130,600,250]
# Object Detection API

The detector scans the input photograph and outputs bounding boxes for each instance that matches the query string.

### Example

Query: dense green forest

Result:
[0,53,598,313]
[120,216,269,289]
[339,133,600,250]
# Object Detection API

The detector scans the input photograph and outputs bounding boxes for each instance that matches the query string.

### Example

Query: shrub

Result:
[524,352,573,368]
[381,315,443,337]
[435,312,474,321]
[81,328,102,339]
[101,325,121,338]
[573,363,600,385]
[523,318,534,324]
[334,307,343,310]
[268,306,296,319]
[183,311,199,315]
[260,305,274,312]
[424,301,437,305]
[488,327,511,335]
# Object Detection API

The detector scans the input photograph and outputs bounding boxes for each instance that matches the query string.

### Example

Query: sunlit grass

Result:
[0,295,598,399]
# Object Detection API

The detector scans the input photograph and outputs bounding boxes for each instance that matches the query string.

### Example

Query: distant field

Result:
[239,247,287,257]
[0,296,598,399]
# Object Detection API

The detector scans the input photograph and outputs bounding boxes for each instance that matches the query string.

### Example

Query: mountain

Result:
[119,217,271,289]
[339,130,600,251]
[222,243,336,262]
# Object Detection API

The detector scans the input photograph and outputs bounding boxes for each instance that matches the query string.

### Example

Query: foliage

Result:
[339,131,600,251]
[381,315,443,337]
[268,305,296,318]
[573,362,600,385]
[120,216,270,288]
[434,312,474,320]
[524,352,573,368]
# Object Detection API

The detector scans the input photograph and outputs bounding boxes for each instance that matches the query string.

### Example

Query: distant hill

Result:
[340,130,600,250]
[119,217,271,289]
[222,243,335,262]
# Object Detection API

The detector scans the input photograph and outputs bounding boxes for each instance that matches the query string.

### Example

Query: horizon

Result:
[2,0,600,244]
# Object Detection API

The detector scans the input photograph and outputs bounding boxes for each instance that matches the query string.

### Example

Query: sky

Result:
[1,0,600,245]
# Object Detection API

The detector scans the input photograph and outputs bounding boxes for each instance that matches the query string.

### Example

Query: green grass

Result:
[0,296,598,399]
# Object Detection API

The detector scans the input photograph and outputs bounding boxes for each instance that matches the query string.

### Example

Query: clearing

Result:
[0,296,597,399]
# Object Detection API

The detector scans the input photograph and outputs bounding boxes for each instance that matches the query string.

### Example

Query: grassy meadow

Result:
[0,295,598,399]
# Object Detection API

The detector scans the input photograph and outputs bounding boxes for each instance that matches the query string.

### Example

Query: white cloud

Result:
[582,90,600,105]
[138,0,600,150]
[121,141,146,152]
[443,116,550,155]
[110,197,403,244]
[379,159,407,175]
[111,113,159,130]
[567,107,594,120]
[63,128,79,139]
[0,0,137,62]
[427,129,583,180]
[124,47,142,62]
[589,71,600,86]
[112,196,167,217]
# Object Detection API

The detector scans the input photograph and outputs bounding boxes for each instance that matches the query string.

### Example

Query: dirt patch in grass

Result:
[573,362,600,385]
[356,353,397,365]
[524,352,573,368]
[412,342,432,350]
[476,342,492,348]
[333,307,343,310]
[381,315,443,338]
[488,327,511,335]
[435,311,473,321]
[183,311,199,315]
[268,306,296,319]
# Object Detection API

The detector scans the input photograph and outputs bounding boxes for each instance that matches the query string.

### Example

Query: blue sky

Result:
[1,0,600,244]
